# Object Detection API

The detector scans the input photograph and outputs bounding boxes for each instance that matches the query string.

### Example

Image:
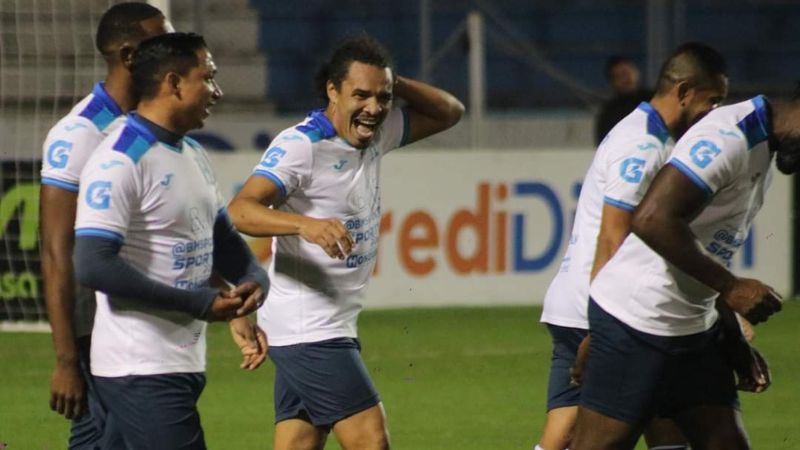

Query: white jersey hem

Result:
[591,296,716,337]
[91,363,206,377]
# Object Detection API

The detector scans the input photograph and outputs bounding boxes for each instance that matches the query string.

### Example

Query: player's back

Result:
[542,102,673,329]
[590,96,773,337]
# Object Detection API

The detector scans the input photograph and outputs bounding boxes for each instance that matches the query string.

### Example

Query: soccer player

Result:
[72,32,269,449]
[570,92,796,449]
[537,43,728,450]
[227,35,464,450]
[39,3,171,447]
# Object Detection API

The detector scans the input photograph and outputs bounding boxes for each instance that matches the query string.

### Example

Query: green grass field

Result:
[1,303,798,449]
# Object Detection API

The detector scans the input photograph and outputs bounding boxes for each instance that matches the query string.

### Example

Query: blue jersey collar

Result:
[92,82,124,117]
[637,101,670,144]
[736,95,770,148]
[126,113,184,152]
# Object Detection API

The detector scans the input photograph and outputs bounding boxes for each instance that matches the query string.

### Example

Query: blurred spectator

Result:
[594,56,652,145]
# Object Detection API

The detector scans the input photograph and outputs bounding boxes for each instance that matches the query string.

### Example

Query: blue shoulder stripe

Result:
[736,95,770,149]
[295,109,337,143]
[669,159,713,196]
[112,114,157,163]
[75,227,124,243]
[637,102,669,144]
[78,83,123,132]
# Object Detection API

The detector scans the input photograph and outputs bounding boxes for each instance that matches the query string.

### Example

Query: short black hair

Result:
[96,2,163,56]
[130,32,207,100]
[654,42,727,95]
[604,55,636,80]
[315,34,394,104]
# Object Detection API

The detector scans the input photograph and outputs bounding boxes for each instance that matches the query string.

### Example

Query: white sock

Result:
[534,445,546,450]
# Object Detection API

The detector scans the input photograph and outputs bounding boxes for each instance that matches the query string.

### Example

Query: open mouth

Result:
[353,116,378,141]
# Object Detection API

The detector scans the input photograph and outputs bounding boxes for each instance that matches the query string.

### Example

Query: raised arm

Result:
[393,76,464,145]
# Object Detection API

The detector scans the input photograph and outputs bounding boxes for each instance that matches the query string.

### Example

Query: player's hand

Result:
[570,335,591,386]
[298,217,353,260]
[720,278,782,325]
[228,281,265,317]
[205,293,244,322]
[50,360,87,419]
[229,317,268,370]
[725,341,771,393]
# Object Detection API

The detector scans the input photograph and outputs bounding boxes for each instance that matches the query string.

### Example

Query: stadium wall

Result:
[208,149,792,308]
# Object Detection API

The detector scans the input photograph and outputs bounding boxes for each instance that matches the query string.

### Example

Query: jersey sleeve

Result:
[40,117,102,192]
[667,130,743,196]
[602,135,670,212]
[74,148,140,243]
[251,132,312,198]
[376,106,410,156]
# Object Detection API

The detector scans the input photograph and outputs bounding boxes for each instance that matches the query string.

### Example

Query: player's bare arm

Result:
[40,185,85,419]
[590,204,633,281]
[631,164,781,324]
[393,76,464,144]
[228,176,353,259]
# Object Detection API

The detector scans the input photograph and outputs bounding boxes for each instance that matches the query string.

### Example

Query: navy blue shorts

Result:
[94,373,207,450]
[69,335,124,450]
[580,299,738,425]
[545,324,588,411]
[269,337,380,427]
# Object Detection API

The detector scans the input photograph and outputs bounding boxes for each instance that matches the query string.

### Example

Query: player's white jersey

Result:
[254,108,408,346]
[542,102,673,329]
[75,114,225,376]
[40,82,126,338]
[591,96,773,337]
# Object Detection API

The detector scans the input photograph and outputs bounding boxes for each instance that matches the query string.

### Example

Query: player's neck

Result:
[136,103,187,136]
[648,96,681,138]
[104,68,136,113]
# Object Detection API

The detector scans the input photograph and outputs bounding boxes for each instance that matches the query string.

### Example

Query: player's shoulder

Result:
[601,103,668,151]
[291,110,337,146]
[103,117,159,165]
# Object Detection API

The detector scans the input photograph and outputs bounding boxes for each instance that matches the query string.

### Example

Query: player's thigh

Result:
[70,336,125,450]
[643,416,688,449]
[269,338,380,427]
[545,325,586,410]
[332,403,389,450]
[94,373,207,450]
[540,406,579,450]
[275,417,328,450]
[579,299,665,428]
[540,326,586,449]
[571,406,641,450]
[672,405,749,450]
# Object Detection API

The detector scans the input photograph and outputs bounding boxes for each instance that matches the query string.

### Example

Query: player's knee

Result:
[346,427,389,450]
[705,428,750,450]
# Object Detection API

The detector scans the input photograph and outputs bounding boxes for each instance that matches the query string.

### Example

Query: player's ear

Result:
[119,43,136,69]
[326,80,338,105]
[166,72,182,98]
[676,81,694,106]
